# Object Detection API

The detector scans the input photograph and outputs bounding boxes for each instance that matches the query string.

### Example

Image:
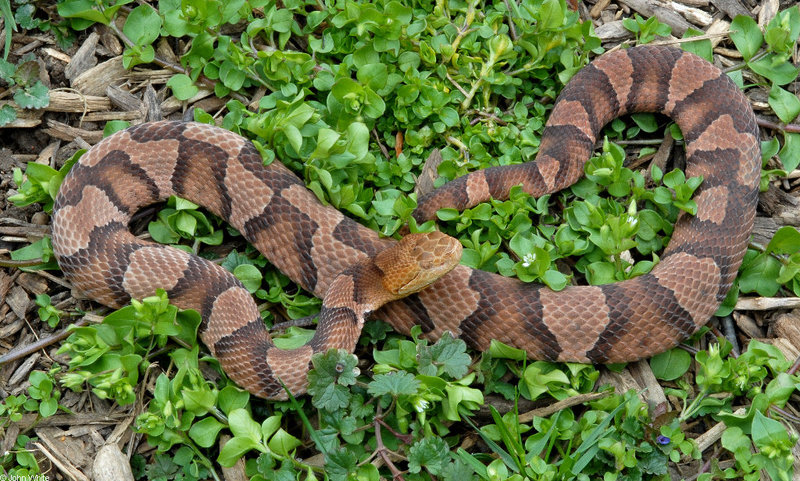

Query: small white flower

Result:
[521,252,536,268]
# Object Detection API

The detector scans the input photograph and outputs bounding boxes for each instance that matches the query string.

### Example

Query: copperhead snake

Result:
[51,46,760,400]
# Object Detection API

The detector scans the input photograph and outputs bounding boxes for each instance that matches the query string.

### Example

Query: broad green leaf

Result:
[167,74,199,101]
[123,4,162,45]
[650,349,692,380]
[188,417,225,447]
[768,85,800,123]
[730,15,762,61]
[779,132,800,172]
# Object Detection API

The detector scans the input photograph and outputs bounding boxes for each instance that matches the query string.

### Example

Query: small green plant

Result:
[622,14,672,43]
[0,53,50,126]
[730,8,800,177]
[148,196,224,250]
[59,289,201,405]
[9,149,80,211]
[0,434,41,477]
[35,293,64,328]
[27,370,61,417]
[0,370,64,474]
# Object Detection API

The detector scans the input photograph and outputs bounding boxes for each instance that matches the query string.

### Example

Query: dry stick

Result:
[0,257,45,268]
[372,127,391,159]
[518,391,611,422]
[502,0,518,41]
[0,316,90,365]
[757,116,800,134]
[374,405,406,481]
[735,297,800,310]
[721,49,769,75]
[377,418,414,444]
[789,356,800,376]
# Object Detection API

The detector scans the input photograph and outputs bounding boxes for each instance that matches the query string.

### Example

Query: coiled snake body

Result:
[52,46,760,399]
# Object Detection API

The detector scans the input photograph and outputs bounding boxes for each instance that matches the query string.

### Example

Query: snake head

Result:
[375,231,462,297]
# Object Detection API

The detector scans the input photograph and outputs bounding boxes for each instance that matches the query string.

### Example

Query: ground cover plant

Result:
[1,0,800,480]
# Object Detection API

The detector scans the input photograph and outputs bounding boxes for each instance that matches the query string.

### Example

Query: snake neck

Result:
[307,261,396,353]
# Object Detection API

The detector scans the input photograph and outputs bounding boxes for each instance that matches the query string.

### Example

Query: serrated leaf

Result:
[418,333,471,379]
[367,371,420,397]
[407,437,450,475]
[307,349,358,410]
[14,81,49,109]
[325,447,357,481]
[0,104,16,126]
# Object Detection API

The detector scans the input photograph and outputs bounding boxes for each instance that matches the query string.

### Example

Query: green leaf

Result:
[768,85,800,123]
[630,113,658,133]
[233,264,263,293]
[488,340,527,360]
[228,408,262,443]
[218,385,250,416]
[0,104,17,126]
[14,81,49,109]
[217,436,263,467]
[407,437,450,475]
[123,4,162,46]
[739,252,782,296]
[325,448,358,481]
[438,106,460,127]
[681,28,713,61]
[307,349,358,410]
[188,417,225,447]
[0,58,16,82]
[650,349,692,380]
[749,53,799,85]
[730,15,762,61]
[766,226,800,255]
[219,60,246,91]
[267,428,302,456]
[542,269,568,290]
[539,0,565,29]
[38,398,58,417]
[167,74,199,101]
[104,120,130,137]
[417,333,471,378]
[58,0,133,26]
[283,124,303,153]
[356,63,388,91]
[721,426,751,458]
[779,132,800,172]
[751,410,790,450]
[765,373,796,407]
[367,371,420,397]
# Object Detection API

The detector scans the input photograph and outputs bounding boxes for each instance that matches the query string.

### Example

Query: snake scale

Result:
[51,46,760,400]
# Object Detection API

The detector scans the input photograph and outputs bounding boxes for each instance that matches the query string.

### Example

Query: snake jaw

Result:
[377,232,462,297]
